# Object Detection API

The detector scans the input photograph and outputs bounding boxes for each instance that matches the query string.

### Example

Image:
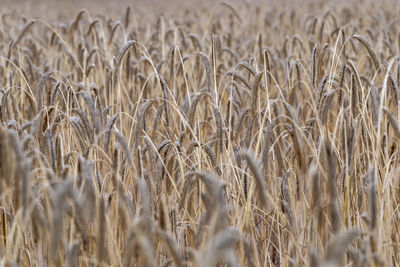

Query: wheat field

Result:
[0,0,399,266]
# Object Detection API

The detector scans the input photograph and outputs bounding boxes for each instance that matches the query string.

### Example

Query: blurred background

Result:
[1,0,343,20]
